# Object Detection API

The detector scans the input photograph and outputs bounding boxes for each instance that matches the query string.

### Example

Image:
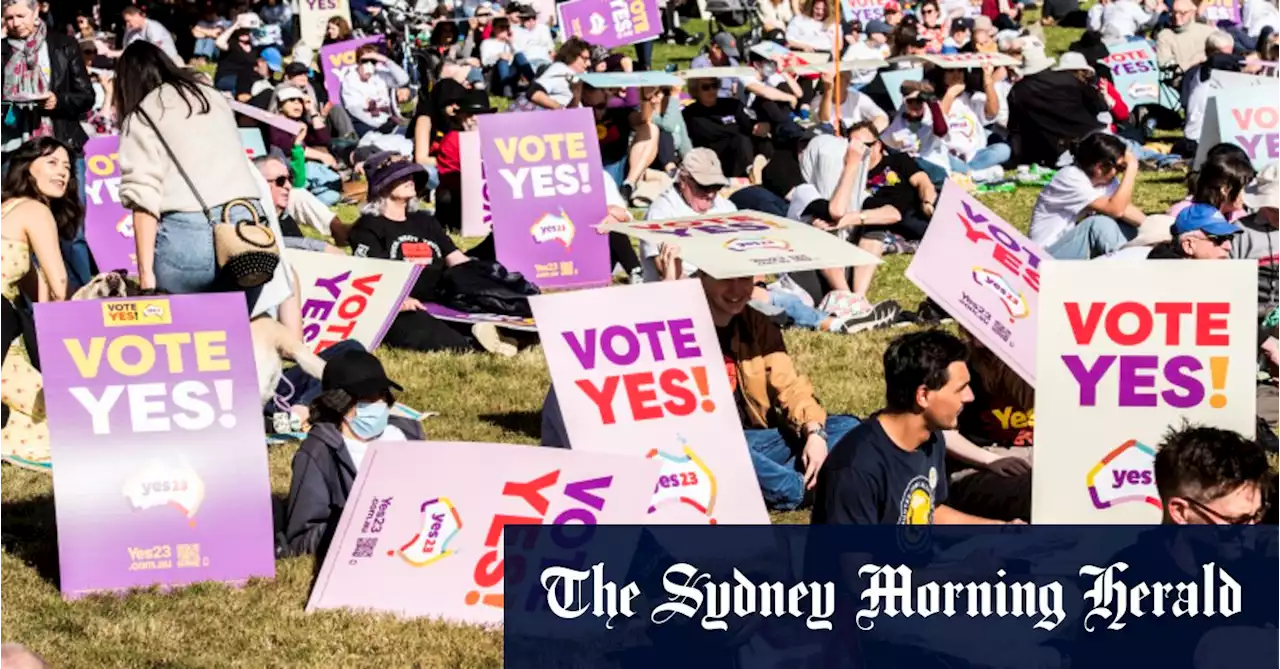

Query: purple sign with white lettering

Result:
[558,0,661,49]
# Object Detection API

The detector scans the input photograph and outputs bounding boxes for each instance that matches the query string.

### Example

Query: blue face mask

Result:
[348,401,389,440]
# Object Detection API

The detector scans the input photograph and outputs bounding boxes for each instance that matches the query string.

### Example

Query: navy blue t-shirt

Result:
[811,414,949,525]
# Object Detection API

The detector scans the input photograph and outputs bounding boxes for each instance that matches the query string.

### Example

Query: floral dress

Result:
[1,200,50,471]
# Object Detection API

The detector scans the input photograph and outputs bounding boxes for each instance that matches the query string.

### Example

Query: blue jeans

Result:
[745,415,860,510]
[948,143,1012,173]
[156,199,268,304]
[494,53,536,91]
[603,158,627,187]
[765,291,827,330]
[1046,215,1138,259]
[193,38,218,60]
[1120,136,1181,168]
[915,157,949,190]
[305,162,343,206]
[728,185,789,217]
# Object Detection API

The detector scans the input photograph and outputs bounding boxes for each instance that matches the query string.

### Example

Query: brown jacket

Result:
[720,307,827,435]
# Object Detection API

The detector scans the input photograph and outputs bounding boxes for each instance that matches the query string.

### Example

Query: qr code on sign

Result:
[177,543,201,568]
[353,537,378,559]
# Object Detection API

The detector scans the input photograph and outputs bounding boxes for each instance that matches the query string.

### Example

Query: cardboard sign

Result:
[842,0,886,22]
[792,58,888,76]
[239,128,267,159]
[881,67,924,110]
[228,99,306,137]
[676,66,760,81]
[1193,84,1278,169]
[318,36,385,104]
[557,0,661,49]
[603,210,881,279]
[35,294,274,597]
[477,108,611,289]
[576,71,683,89]
[906,183,1043,386]
[424,303,538,332]
[1101,43,1160,111]
[306,440,660,625]
[910,52,1020,69]
[286,250,421,354]
[460,131,492,238]
[530,280,770,524]
[299,0,352,51]
[82,136,136,275]
[1200,0,1242,24]
[1032,261,1258,524]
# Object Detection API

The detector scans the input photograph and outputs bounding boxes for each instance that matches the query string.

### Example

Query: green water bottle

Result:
[290,144,307,189]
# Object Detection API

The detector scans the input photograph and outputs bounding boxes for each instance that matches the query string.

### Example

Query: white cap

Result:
[1246,161,1279,211]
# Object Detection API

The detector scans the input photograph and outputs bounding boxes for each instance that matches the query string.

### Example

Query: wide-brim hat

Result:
[365,151,426,197]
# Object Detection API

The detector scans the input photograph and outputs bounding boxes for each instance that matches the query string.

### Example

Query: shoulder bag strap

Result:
[134,106,214,223]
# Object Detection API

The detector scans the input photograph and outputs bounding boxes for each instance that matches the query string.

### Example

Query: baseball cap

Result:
[1245,161,1279,210]
[883,0,901,12]
[274,84,307,103]
[712,31,741,58]
[865,19,893,35]
[681,148,729,188]
[322,350,403,399]
[951,17,973,32]
[1171,203,1243,238]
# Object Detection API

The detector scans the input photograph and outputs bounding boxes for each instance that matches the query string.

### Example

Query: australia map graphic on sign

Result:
[647,437,718,523]
[393,497,463,566]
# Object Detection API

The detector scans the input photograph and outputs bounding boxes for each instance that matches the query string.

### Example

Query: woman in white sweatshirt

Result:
[115,41,283,307]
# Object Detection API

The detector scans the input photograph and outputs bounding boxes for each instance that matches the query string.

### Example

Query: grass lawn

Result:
[1,17,1193,667]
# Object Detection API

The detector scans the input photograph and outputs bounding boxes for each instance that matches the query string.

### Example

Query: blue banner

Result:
[506,525,1279,668]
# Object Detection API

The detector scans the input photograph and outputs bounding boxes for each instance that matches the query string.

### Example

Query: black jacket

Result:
[1,31,94,153]
[1007,70,1108,168]
[281,416,424,558]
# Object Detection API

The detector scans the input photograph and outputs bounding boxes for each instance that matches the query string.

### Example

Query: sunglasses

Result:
[1182,496,1268,525]
[1202,234,1235,246]
[269,175,290,188]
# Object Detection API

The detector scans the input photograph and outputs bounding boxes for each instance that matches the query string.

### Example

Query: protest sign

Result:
[1193,84,1278,169]
[228,99,305,136]
[319,36,385,104]
[299,0,352,51]
[286,249,421,354]
[557,0,661,49]
[1200,0,1242,24]
[913,53,1020,68]
[460,131,492,238]
[239,128,267,159]
[603,210,881,279]
[1101,43,1160,111]
[793,58,888,76]
[906,183,1042,385]
[531,280,770,524]
[676,66,760,81]
[842,0,885,21]
[425,303,538,332]
[1032,261,1258,524]
[882,67,924,110]
[576,71,682,88]
[306,440,659,625]
[35,294,274,597]
[82,136,136,275]
[477,108,611,289]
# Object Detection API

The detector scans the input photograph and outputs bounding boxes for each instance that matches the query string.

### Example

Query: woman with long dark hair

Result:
[1029,132,1144,259]
[1,136,76,470]
[114,40,280,304]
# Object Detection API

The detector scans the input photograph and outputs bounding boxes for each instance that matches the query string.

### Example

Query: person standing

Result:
[2,0,95,290]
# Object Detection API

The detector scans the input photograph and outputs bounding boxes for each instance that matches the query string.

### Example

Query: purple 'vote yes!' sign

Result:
[477,108,610,289]
[558,0,661,49]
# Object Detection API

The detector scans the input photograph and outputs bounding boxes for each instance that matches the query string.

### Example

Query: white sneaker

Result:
[471,323,518,357]
[833,300,902,334]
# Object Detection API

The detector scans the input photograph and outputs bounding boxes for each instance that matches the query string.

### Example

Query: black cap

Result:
[458,88,495,114]
[322,350,403,399]
[284,62,309,77]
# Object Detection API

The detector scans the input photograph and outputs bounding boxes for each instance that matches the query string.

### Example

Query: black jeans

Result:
[947,468,1032,522]
[383,309,476,353]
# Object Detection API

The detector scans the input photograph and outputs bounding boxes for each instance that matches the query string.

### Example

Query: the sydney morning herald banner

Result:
[504,526,1278,668]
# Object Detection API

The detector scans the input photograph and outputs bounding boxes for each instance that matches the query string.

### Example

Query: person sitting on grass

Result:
[1029,132,1144,259]
[349,152,517,356]
[942,333,1035,523]
[269,84,342,206]
[682,76,770,178]
[540,243,862,511]
[812,330,1018,524]
[253,155,346,254]
[280,350,422,558]
[526,38,592,111]
[480,17,536,97]
[788,125,936,321]
[882,81,952,186]
[580,82,659,198]
[340,44,412,155]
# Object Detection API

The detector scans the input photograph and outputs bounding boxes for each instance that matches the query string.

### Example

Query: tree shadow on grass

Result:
[479,411,542,442]
[1,493,61,588]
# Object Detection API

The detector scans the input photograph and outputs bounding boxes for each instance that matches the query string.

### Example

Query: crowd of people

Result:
[1,0,1277,569]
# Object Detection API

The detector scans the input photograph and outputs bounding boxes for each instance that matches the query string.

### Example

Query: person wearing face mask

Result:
[340,44,411,145]
[1156,0,1216,71]
[280,350,423,558]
